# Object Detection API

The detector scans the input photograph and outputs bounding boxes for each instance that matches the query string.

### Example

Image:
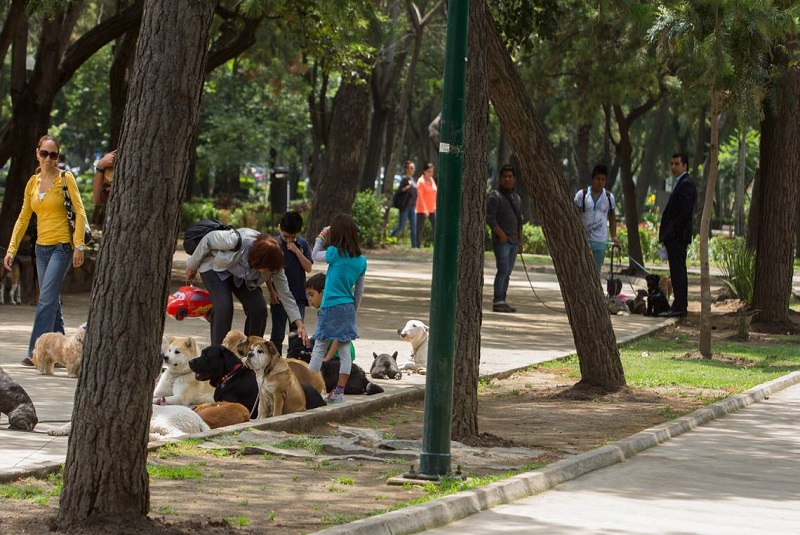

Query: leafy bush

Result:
[181,200,219,230]
[715,237,755,305]
[687,234,735,264]
[228,202,270,231]
[521,224,548,255]
[617,225,661,264]
[351,190,386,248]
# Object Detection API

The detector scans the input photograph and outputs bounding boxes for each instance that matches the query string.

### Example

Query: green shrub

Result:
[715,237,755,305]
[351,190,386,249]
[687,234,735,264]
[520,224,548,255]
[617,225,661,264]
[228,202,270,231]
[181,200,219,230]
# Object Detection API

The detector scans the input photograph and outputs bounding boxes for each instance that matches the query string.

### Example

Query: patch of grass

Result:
[292,475,299,482]
[266,511,277,521]
[306,459,338,471]
[156,506,178,515]
[334,476,354,485]
[0,483,48,502]
[509,388,522,396]
[147,464,203,480]
[239,499,249,506]
[327,485,346,493]
[261,453,286,461]
[361,416,380,428]
[381,468,405,479]
[321,513,355,525]
[273,436,323,455]
[387,419,397,426]
[382,432,396,440]
[477,378,497,394]
[540,335,800,392]
[658,406,683,420]
[225,516,251,527]
[155,439,204,459]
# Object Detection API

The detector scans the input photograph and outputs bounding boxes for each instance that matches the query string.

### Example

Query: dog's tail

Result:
[365,382,384,395]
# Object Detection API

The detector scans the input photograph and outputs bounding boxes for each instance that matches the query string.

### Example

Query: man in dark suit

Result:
[658,153,696,317]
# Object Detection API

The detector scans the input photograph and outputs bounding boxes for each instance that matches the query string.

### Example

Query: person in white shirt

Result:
[574,164,617,277]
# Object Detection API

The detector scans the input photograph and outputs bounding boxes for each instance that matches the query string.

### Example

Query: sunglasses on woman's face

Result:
[38,149,59,160]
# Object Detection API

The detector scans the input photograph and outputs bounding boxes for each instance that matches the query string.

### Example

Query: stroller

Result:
[606,243,623,298]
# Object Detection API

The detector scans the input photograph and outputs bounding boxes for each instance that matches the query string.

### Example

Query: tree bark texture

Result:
[699,95,721,358]
[753,44,800,324]
[57,0,215,528]
[0,1,142,248]
[307,76,371,238]
[479,2,625,390]
[451,0,488,440]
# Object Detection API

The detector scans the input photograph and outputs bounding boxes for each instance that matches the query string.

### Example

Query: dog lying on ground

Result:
[188,345,258,417]
[629,289,648,315]
[244,336,325,418]
[645,274,671,316]
[286,333,384,395]
[31,324,87,377]
[48,405,211,441]
[606,296,629,315]
[224,330,326,397]
[397,319,428,373]
[153,336,215,406]
[0,256,21,305]
[0,366,38,431]
[370,352,402,380]
[194,401,251,429]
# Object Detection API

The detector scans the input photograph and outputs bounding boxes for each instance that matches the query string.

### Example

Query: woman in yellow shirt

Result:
[3,135,87,366]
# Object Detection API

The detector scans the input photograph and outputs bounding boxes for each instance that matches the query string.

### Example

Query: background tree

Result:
[752,37,800,325]
[451,0,489,440]
[650,0,797,355]
[481,0,625,390]
[57,0,216,528]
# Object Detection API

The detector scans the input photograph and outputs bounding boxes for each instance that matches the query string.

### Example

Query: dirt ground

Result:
[2,305,798,535]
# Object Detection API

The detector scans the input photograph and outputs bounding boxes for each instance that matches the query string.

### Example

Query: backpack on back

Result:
[183,219,241,255]
[581,187,613,212]
[392,186,407,210]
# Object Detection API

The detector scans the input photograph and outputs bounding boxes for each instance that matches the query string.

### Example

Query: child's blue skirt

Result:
[313,303,358,342]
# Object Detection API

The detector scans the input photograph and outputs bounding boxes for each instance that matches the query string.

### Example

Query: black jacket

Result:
[659,173,696,246]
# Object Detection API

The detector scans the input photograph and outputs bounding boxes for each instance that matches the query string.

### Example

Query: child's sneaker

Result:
[325,389,344,404]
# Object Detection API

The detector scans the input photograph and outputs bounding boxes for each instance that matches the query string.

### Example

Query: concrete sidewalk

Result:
[0,253,669,479]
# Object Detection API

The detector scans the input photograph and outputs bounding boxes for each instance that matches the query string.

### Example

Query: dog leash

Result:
[517,252,567,314]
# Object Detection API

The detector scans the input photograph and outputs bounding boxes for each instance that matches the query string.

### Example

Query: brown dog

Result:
[224,329,325,395]
[194,401,251,429]
[31,324,86,377]
[244,337,307,418]
[659,276,673,301]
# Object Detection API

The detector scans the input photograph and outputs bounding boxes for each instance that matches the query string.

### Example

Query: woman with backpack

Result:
[184,228,308,347]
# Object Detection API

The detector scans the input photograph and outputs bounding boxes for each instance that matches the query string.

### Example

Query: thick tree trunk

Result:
[746,163,761,250]
[307,76,372,238]
[451,0,488,441]
[480,3,624,390]
[752,44,800,325]
[734,132,747,236]
[699,94,721,358]
[575,122,591,185]
[57,0,215,529]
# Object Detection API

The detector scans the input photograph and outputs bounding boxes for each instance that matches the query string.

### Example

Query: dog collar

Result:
[217,362,242,387]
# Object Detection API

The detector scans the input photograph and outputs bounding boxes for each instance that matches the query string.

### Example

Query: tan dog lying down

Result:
[153,336,215,406]
[194,401,251,429]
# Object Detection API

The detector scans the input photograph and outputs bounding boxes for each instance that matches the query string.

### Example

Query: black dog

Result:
[189,346,259,418]
[645,274,671,316]
[0,366,38,431]
[286,333,384,395]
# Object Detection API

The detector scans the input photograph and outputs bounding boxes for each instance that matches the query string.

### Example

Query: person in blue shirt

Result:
[269,211,312,355]
[309,214,367,404]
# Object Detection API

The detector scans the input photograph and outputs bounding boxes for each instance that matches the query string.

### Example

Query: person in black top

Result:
[486,165,523,313]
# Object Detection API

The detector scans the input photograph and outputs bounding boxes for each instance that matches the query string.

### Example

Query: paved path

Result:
[0,253,668,477]
[421,380,800,535]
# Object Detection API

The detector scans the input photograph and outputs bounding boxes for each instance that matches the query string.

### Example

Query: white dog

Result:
[397,319,429,374]
[47,405,210,442]
[153,336,215,406]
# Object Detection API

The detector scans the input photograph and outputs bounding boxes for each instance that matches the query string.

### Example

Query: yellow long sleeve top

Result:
[7,171,87,256]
